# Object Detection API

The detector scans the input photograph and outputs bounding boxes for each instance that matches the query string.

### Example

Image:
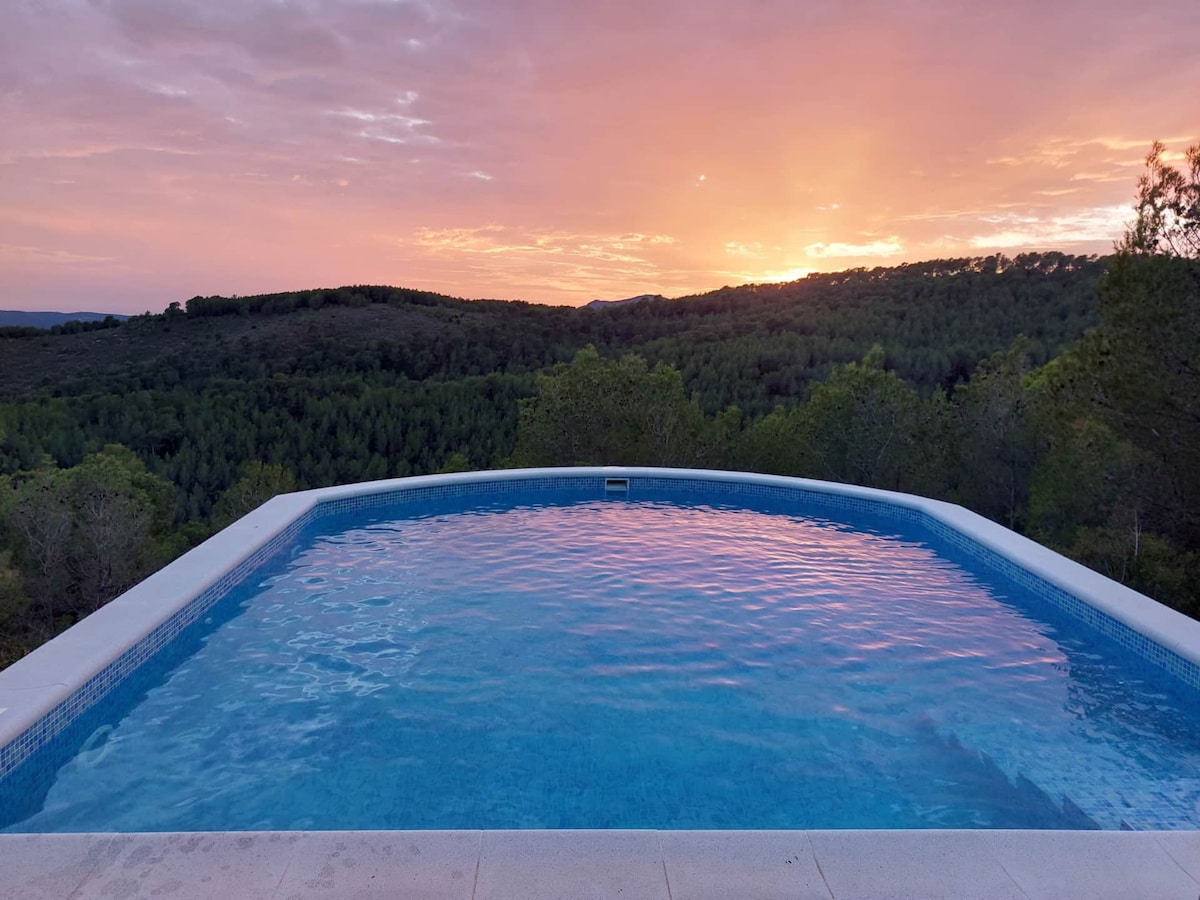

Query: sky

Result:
[1,0,1198,313]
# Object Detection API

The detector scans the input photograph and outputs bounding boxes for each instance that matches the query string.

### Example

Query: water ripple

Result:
[11,498,1200,832]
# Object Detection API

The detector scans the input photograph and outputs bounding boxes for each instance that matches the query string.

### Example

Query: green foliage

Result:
[1015,140,1200,612]
[1028,414,1155,555]
[795,347,925,490]
[1091,254,1200,542]
[734,406,806,477]
[0,550,25,627]
[1031,367,1196,613]
[510,347,710,467]
[1120,141,1200,258]
[212,462,298,528]
[436,452,473,474]
[0,374,532,524]
[733,348,952,498]
[0,446,174,636]
[0,317,122,340]
[1094,148,1200,561]
[2,253,1104,419]
[948,340,1039,529]
[184,285,459,319]
[1064,530,1198,619]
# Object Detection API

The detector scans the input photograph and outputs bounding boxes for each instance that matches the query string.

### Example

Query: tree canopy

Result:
[1121,141,1200,258]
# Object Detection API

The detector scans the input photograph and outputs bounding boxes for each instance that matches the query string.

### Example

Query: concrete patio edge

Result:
[2,829,1199,900]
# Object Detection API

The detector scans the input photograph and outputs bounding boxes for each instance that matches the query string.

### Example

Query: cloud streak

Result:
[0,0,1197,310]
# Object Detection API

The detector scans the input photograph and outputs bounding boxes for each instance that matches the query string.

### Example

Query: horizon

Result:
[0,250,1106,319]
[2,0,1197,314]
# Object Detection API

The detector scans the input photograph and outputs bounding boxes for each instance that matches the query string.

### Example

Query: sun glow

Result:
[755,265,817,284]
[1,0,1195,311]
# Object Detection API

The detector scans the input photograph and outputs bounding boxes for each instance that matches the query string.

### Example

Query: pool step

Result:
[922,726,1100,829]
[1061,795,1101,830]
[1007,770,1099,829]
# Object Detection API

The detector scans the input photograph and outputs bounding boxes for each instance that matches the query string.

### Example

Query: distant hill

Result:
[585,294,665,309]
[0,310,128,328]
[0,254,1106,418]
[0,250,1108,527]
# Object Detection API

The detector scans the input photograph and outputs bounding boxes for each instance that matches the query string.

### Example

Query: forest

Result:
[0,142,1197,668]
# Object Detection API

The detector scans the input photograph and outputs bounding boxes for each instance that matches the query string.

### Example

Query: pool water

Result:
[5,491,1200,832]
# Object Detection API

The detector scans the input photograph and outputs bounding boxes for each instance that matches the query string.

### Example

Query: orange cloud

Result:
[0,0,1197,311]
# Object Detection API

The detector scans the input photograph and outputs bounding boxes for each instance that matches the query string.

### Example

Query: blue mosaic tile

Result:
[0,505,319,782]
[909,506,1200,692]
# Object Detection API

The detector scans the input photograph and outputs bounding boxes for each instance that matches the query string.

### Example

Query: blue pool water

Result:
[4,489,1200,831]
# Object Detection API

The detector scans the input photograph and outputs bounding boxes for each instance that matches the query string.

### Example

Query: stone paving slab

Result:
[808,830,1028,900]
[1156,830,1200,884]
[273,831,479,900]
[2,830,1199,900]
[0,833,117,900]
[980,830,1200,900]
[71,832,297,900]
[660,830,831,900]
[475,830,668,900]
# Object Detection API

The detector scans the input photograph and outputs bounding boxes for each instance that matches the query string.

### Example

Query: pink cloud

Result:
[0,0,1197,311]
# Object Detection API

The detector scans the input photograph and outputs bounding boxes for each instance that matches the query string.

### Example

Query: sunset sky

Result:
[2,0,1198,312]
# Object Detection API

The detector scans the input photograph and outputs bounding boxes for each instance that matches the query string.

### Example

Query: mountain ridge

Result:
[0,310,128,328]
[585,294,666,309]
[0,253,1106,418]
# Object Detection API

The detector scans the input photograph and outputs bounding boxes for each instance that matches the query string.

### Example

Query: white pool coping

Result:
[2,468,1199,895]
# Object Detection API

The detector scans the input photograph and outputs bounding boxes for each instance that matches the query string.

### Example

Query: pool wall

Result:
[3,466,1200,792]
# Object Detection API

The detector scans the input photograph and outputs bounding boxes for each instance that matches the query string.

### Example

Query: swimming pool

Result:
[2,468,1199,834]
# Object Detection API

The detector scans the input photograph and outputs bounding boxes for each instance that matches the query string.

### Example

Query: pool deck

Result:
[2,829,1199,899]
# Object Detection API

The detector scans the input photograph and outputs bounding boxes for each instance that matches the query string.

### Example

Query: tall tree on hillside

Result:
[1095,140,1200,544]
[1025,140,1200,614]
[734,406,807,477]
[69,446,174,613]
[212,461,298,528]
[509,346,709,467]
[792,346,927,491]
[1090,253,1200,542]
[1,466,73,630]
[1121,141,1200,258]
[950,340,1040,530]
[0,549,27,668]
[1,446,174,632]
